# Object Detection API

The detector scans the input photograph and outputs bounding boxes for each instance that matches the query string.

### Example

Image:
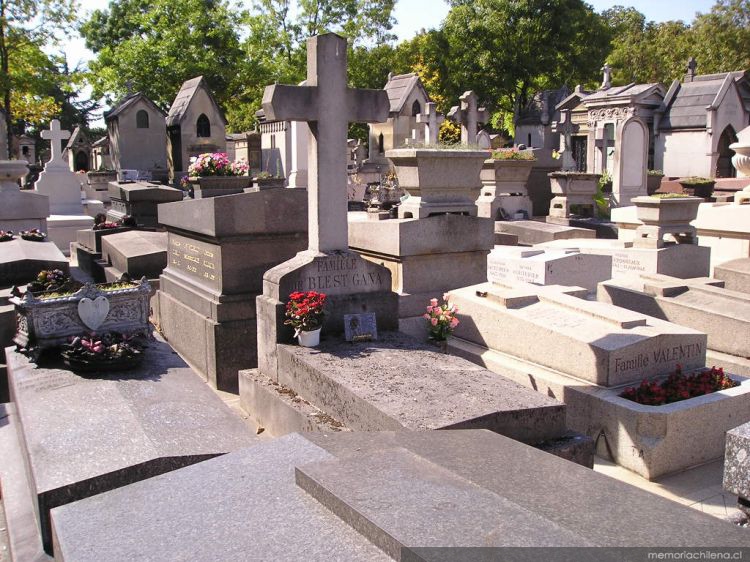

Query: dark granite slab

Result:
[724,421,750,502]
[100,230,167,280]
[275,331,566,443]
[6,334,256,552]
[51,434,391,562]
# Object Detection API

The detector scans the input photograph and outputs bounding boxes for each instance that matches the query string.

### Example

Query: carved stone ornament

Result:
[587,106,635,127]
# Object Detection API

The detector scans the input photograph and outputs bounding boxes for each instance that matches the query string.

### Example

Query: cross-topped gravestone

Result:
[447,91,488,145]
[41,119,71,169]
[262,33,389,253]
[416,102,444,145]
[600,64,612,90]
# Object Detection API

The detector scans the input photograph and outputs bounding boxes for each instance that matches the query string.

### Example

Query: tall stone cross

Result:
[600,64,612,90]
[416,102,444,145]
[41,119,71,168]
[262,33,389,253]
[447,91,488,145]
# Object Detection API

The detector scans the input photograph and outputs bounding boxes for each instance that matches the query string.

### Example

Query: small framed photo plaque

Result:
[344,313,377,342]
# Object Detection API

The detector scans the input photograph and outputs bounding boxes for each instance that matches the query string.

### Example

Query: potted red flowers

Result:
[284,291,327,347]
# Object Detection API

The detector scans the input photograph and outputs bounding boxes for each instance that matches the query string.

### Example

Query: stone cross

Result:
[554,110,577,171]
[600,64,612,90]
[41,119,71,167]
[686,57,697,81]
[262,33,389,253]
[416,102,444,145]
[447,91,488,145]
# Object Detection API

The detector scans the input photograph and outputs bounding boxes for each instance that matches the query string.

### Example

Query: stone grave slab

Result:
[487,246,612,292]
[539,237,711,279]
[598,274,750,375]
[449,281,707,388]
[0,239,69,288]
[266,331,566,444]
[157,188,308,392]
[50,430,750,562]
[494,219,595,246]
[723,421,750,514]
[106,181,183,227]
[348,213,494,317]
[5,334,257,553]
[715,258,750,294]
[100,230,167,281]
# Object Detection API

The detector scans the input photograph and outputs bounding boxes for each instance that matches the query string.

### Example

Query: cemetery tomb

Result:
[715,258,750,293]
[100,230,168,282]
[106,180,183,227]
[348,213,494,320]
[598,273,750,376]
[49,430,750,561]
[3,335,257,553]
[723,421,750,516]
[446,280,750,479]
[494,219,595,246]
[477,156,534,220]
[157,188,307,392]
[487,246,612,293]
[0,239,69,289]
[33,120,95,254]
[72,225,133,282]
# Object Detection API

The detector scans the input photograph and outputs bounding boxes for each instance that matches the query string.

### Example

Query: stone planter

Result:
[477,159,534,220]
[386,148,487,219]
[10,278,152,353]
[631,195,701,248]
[646,174,663,196]
[254,177,286,189]
[678,178,715,199]
[190,176,252,199]
[547,172,600,219]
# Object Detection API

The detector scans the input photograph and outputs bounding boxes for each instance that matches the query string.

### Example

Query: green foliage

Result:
[691,0,750,73]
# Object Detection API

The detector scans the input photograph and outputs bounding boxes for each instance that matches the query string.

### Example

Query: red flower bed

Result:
[621,365,738,405]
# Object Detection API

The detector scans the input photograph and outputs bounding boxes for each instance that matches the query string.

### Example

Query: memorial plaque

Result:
[168,234,221,291]
[344,313,377,342]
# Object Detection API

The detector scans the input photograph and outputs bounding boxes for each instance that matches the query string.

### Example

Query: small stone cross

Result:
[41,119,71,166]
[262,33,389,253]
[600,64,612,90]
[416,102,444,145]
[447,91,488,145]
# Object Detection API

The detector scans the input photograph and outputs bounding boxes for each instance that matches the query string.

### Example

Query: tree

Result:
[80,0,246,112]
[440,0,610,136]
[692,0,750,73]
[0,0,77,157]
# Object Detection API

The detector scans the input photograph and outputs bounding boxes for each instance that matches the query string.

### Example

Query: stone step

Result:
[273,331,566,444]
[50,434,392,562]
[5,335,258,554]
[295,447,593,558]
[0,403,51,562]
[100,230,167,280]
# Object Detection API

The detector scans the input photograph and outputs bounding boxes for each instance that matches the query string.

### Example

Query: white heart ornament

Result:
[78,297,110,330]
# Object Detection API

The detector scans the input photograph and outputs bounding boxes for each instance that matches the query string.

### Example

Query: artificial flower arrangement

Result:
[26,269,77,294]
[188,153,249,177]
[20,228,46,241]
[0,230,14,242]
[423,295,460,342]
[620,365,738,406]
[284,291,327,337]
[61,331,145,372]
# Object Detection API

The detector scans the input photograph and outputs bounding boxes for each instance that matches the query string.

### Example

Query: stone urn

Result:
[190,175,252,199]
[632,196,702,248]
[677,177,715,199]
[477,158,534,219]
[646,172,664,196]
[547,172,600,219]
[385,148,486,219]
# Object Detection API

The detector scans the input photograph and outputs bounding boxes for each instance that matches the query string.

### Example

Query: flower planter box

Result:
[386,148,486,219]
[477,159,535,220]
[678,179,715,199]
[632,196,702,225]
[190,176,252,199]
[547,172,600,219]
[646,174,663,196]
[10,278,152,353]
[254,177,286,189]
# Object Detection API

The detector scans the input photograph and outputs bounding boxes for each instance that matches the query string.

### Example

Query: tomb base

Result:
[46,214,95,256]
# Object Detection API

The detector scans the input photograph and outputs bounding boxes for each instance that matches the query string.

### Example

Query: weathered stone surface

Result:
[0,239,69,288]
[274,331,566,443]
[76,227,131,253]
[51,434,391,562]
[449,281,707,387]
[487,246,612,292]
[5,335,256,552]
[106,181,182,227]
[46,215,94,257]
[0,160,48,233]
[101,230,167,280]
[723,421,750,504]
[715,258,750,294]
[598,274,750,363]
[495,220,595,245]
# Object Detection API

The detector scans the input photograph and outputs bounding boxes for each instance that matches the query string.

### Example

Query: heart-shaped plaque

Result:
[78,296,110,330]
